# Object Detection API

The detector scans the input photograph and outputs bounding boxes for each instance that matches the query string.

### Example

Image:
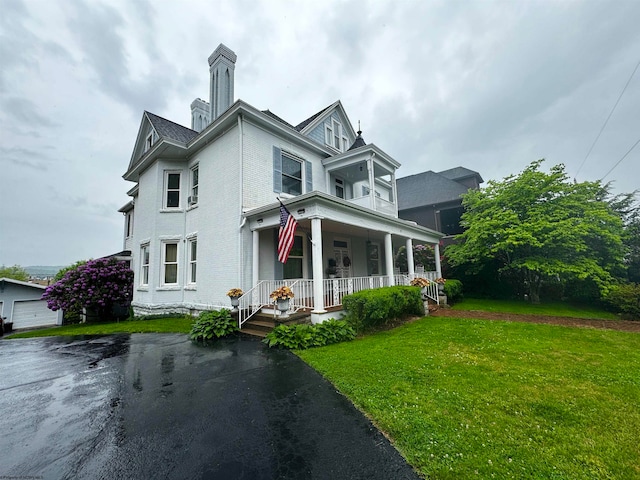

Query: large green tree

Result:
[446,160,625,303]
[0,265,29,281]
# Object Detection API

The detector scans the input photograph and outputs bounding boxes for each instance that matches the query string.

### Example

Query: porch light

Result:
[297,208,305,215]
[257,218,263,224]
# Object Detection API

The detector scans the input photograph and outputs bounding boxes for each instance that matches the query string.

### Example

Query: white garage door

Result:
[12,300,58,329]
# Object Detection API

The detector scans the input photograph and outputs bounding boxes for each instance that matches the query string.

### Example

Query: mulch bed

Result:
[430,307,640,332]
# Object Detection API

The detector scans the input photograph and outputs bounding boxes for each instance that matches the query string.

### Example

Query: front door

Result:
[333,238,352,278]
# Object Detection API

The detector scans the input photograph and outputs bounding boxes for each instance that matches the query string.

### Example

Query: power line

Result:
[600,136,640,181]
[574,58,640,180]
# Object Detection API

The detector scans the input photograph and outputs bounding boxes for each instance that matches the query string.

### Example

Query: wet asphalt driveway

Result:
[0,334,420,479]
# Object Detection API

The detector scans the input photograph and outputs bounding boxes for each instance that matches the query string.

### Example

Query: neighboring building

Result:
[0,278,63,330]
[397,167,484,238]
[119,44,444,323]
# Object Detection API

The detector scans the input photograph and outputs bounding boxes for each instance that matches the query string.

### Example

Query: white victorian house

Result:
[120,44,444,325]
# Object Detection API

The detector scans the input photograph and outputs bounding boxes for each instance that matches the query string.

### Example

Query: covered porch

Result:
[241,192,444,325]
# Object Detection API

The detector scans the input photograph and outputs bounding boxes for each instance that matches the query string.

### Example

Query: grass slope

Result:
[298,317,640,479]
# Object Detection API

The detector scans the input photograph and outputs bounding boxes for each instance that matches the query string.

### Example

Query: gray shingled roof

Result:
[146,111,199,144]
[348,131,366,151]
[396,171,471,210]
[294,103,333,132]
[438,166,483,183]
[261,109,296,129]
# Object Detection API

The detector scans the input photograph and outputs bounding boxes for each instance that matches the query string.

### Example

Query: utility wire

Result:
[574,58,640,181]
[600,136,640,181]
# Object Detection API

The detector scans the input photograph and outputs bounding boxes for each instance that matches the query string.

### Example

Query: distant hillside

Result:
[24,266,65,277]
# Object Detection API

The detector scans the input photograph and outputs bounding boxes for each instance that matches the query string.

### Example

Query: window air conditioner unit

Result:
[188,195,198,205]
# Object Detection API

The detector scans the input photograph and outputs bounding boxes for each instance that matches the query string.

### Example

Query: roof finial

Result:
[357,120,362,136]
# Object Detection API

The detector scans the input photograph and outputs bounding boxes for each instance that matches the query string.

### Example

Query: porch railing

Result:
[237,272,439,328]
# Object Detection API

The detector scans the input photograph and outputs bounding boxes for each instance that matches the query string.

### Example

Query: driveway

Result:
[0,334,420,479]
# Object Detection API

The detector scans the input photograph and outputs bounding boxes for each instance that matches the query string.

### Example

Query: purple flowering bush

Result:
[43,258,133,322]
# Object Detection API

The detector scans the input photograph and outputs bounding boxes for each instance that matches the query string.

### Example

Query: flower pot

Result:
[230,296,240,308]
[276,298,290,312]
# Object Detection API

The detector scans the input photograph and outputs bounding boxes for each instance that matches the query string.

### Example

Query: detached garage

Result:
[0,278,62,330]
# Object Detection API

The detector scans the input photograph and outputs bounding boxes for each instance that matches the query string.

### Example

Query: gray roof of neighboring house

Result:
[396,171,472,210]
[438,166,484,183]
[146,111,199,144]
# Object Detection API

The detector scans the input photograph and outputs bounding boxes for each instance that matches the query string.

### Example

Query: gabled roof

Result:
[146,112,199,144]
[295,103,333,132]
[438,166,484,183]
[397,171,471,210]
[295,100,357,140]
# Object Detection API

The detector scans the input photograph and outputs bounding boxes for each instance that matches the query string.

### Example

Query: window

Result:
[145,131,156,152]
[335,177,344,199]
[325,123,333,146]
[325,119,344,151]
[165,172,181,208]
[283,234,305,279]
[342,136,349,151]
[125,211,133,237]
[189,166,199,205]
[332,119,341,150]
[140,244,150,286]
[367,242,380,276]
[281,153,302,195]
[273,147,311,195]
[188,239,197,284]
[163,242,178,285]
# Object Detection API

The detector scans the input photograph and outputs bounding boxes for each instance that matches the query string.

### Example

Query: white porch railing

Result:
[236,272,439,328]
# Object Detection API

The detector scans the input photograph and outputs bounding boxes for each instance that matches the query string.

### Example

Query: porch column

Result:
[434,242,442,278]
[252,229,260,285]
[391,172,399,213]
[368,155,376,209]
[385,233,395,286]
[311,216,326,313]
[406,238,415,275]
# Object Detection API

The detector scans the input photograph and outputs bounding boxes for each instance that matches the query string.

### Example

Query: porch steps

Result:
[239,311,311,338]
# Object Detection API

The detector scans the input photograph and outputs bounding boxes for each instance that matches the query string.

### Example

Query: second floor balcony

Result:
[322,143,400,217]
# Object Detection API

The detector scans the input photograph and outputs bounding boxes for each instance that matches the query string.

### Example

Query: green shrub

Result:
[263,319,356,349]
[604,283,640,319]
[190,309,238,342]
[443,279,464,303]
[342,286,424,332]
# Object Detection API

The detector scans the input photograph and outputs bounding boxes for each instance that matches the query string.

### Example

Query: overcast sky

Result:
[2,0,639,267]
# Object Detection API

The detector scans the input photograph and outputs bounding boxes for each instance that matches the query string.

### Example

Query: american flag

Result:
[278,201,298,263]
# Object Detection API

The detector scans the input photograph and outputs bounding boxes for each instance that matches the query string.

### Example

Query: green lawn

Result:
[452,297,618,320]
[5,317,192,339]
[298,317,640,479]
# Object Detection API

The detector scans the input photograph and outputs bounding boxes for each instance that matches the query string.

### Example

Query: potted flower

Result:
[410,277,431,298]
[435,277,446,293]
[410,277,431,288]
[270,285,294,312]
[227,288,243,309]
[326,258,337,278]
